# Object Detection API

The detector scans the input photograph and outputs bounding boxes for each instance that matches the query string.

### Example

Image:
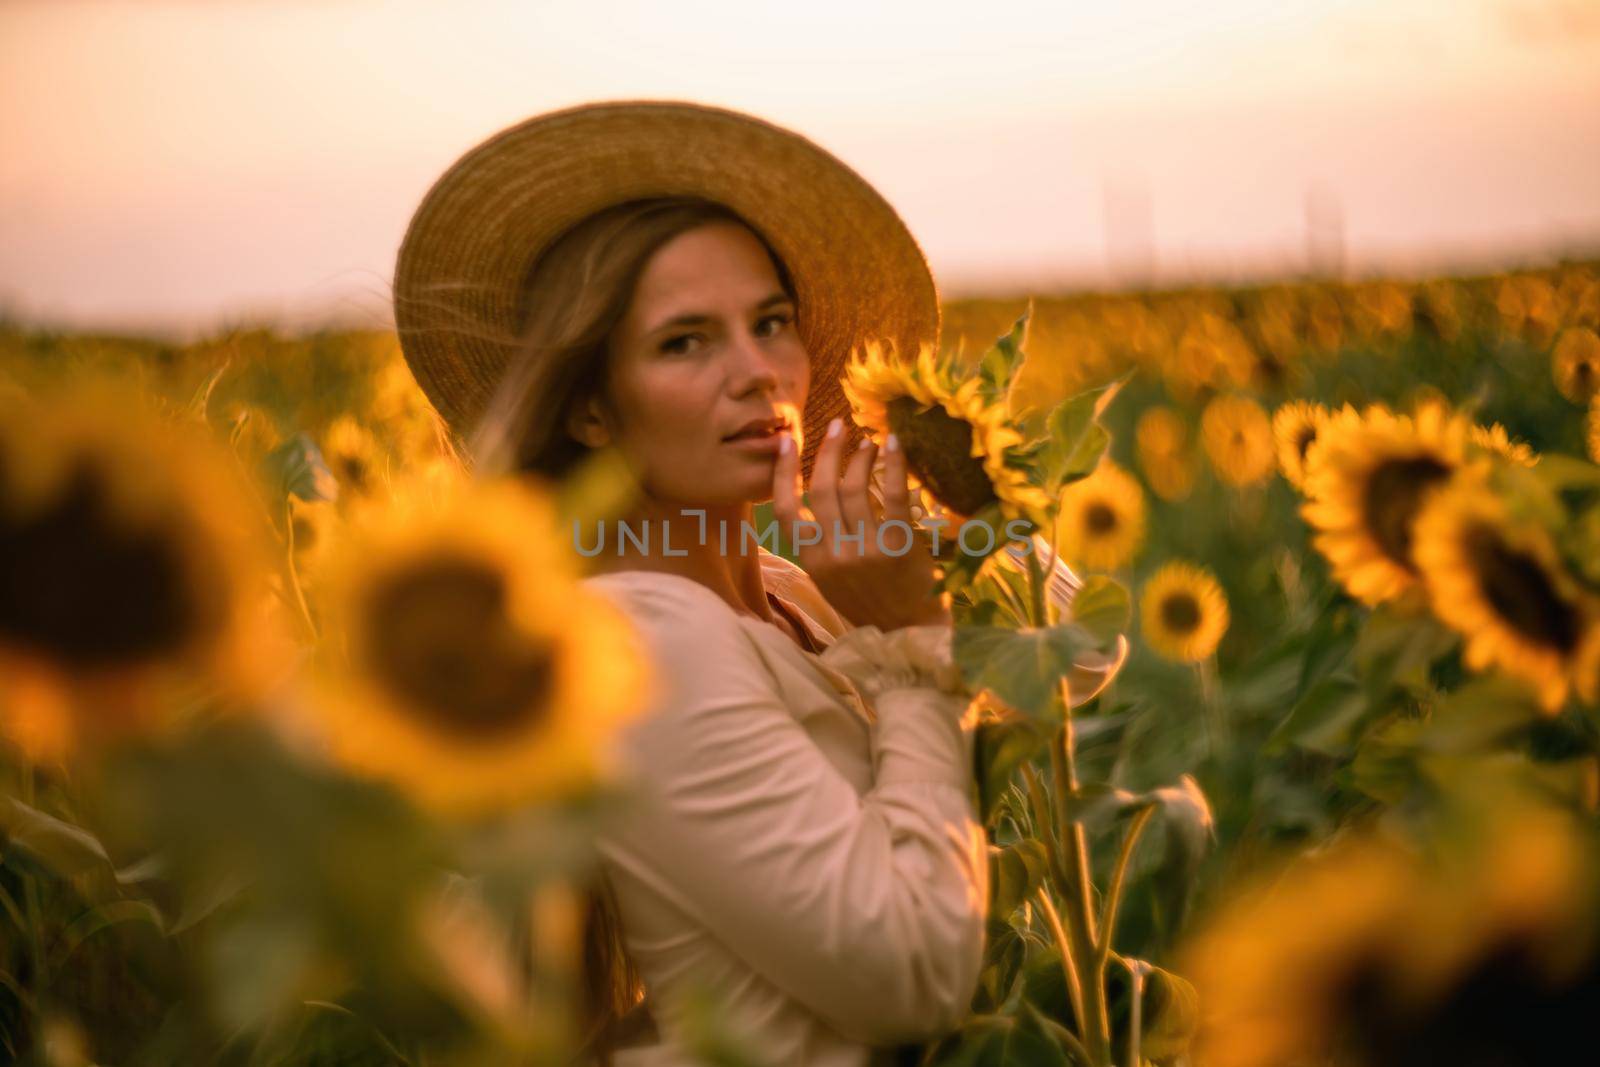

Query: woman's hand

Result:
[772,417,951,632]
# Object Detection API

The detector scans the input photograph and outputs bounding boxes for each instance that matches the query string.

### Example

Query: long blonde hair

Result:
[475,196,798,1064]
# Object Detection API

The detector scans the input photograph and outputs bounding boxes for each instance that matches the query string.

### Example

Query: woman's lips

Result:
[723,425,786,451]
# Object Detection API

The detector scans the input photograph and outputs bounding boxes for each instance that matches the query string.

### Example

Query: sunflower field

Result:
[3,259,1599,1066]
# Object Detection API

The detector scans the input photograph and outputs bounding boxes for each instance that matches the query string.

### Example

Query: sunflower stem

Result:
[1050,680,1113,1066]
[1026,542,1047,628]
[1124,956,1150,1067]
[282,499,320,643]
[1096,803,1156,970]
[1197,655,1222,760]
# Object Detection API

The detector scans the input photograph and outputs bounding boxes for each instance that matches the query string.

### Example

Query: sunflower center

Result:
[1363,457,1454,569]
[1085,502,1118,536]
[1295,426,1318,461]
[1160,593,1202,635]
[366,556,556,741]
[336,455,369,491]
[886,397,999,518]
[1462,524,1580,653]
[0,456,217,668]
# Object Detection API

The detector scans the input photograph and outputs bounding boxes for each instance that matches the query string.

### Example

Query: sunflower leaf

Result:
[976,716,1049,824]
[1065,575,1130,647]
[976,305,1032,406]
[1266,673,1370,756]
[989,839,1050,919]
[1139,963,1201,1063]
[1036,388,1112,494]
[955,624,1097,720]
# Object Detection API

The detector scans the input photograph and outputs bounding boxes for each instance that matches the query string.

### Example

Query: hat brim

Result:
[393,98,941,482]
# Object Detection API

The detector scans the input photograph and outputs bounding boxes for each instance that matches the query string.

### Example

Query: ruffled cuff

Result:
[817,623,967,699]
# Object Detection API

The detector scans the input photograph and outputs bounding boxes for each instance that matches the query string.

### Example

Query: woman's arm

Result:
[590,574,987,1046]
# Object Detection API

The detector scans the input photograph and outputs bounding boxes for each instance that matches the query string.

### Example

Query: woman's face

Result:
[580,221,809,506]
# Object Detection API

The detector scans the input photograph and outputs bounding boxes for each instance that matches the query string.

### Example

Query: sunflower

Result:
[1201,394,1275,487]
[1180,804,1600,1067]
[322,413,383,495]
[1413,472,1599,712]
[1272,400,1328,491]
[1300,402,1468,606]
[842,340,1050,525]
[1468,422,1538,467]
[311,478,648,817]
[1135,406,1196,502]
[1054,461,1145,572]
[1552,326,1600,404]
[1139,561,1229,662]
[0,388,282,763]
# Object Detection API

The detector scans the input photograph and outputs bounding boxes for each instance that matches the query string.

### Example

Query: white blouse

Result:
[582,548,989,1067]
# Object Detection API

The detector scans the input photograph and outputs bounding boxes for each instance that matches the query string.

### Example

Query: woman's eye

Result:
[660,334,701,356]
[757,312,793,336]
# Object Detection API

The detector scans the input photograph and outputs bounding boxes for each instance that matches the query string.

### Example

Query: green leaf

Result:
[932,1010,1076,1067]
[1,798,117,884]
[1266,673,1370,756]
[1353,605,1458,700]
[1418,673,1542,754]
[1140,964,1200,1063]
[955,624,1096,720]
[989,839,1050,919]
[1531,453,1600,493]
[263,432,339,503]
[975,717,1048,825]
[1037,392,1110,493]
[1065,575,1130,647]
[976,307,1032,405]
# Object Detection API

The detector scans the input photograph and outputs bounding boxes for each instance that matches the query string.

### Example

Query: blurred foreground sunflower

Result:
[1054,460,1146,572]
[322,413,383,496]
[1181,803,1600,1067]
[1552,326,1600,404]
[310,478,648,817]
[1201,394,1275,487]
[1140,561,1229,663]
[1301,403,1468,606]
[1468,422,1538,467]
[1413,472,1600,713]
[1272,399,1328,491]
[0,389,283,764]
[1135,406,1196,502]
[843,340,1050,525]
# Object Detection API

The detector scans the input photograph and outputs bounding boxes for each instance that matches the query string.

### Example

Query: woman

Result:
[392,101,1117,1066]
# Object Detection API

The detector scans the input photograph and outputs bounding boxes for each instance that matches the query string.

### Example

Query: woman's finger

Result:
[878,431,914,528]
[770,427,804,531]
[806,417,847,551]
[839,438,878,548]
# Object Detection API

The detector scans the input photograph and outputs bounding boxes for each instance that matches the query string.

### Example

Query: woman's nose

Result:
[724,328,782,395]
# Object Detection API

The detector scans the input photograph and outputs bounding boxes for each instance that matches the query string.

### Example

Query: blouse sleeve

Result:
[589,576,988,1046]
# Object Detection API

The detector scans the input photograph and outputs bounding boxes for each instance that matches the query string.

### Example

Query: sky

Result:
[1,0,1597,333]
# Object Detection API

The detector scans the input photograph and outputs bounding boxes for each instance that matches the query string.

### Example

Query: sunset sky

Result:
[1,0,1596,332]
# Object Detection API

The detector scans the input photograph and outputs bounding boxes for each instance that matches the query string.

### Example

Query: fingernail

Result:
[886,432,899,452]
[779,432,792,455]
[827,417,842,438]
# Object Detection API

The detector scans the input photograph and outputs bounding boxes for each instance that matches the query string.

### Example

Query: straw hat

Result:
[393,99,941,479]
